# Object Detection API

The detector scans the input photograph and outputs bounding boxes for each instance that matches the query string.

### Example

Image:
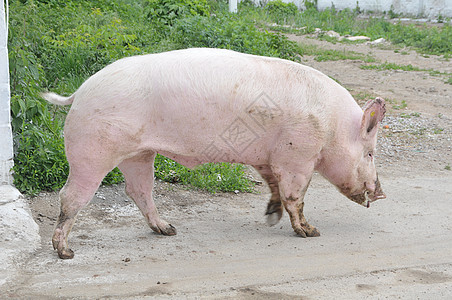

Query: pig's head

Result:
[319,97,386,207]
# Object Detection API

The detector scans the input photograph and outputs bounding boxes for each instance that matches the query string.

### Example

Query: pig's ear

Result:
[361,97,386,139]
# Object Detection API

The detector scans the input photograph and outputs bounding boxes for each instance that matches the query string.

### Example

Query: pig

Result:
[42,48,386,259]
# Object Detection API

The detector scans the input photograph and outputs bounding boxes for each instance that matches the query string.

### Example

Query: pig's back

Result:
[67,48,360,164]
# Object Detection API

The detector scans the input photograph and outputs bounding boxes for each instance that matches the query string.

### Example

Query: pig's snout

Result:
[368,177,386,201]
[348,177,385,208]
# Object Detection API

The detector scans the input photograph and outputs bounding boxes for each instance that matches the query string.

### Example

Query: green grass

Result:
[392,100,408,110]
[298,43,375,62]
[400,112,421,118]
[360,62,424,72]
[260,5,452,57]
[154,156,254,193]
[360,62,452,84]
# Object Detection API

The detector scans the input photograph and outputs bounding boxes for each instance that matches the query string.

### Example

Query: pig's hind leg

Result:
[53,169,106,259]
[118,151,176,236]
[254,165,283,226]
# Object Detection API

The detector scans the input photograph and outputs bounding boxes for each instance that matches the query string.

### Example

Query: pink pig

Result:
[42,48,386,259]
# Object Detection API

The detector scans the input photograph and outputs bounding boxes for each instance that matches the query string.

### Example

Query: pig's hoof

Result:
[161,224,177,236]
[265,202,282,226]
[58,248,75,259]
[306,226,320,237]
[266,211,282,226]
[151,223,177,236]
[295,228,307,238]
[294,225,320,238]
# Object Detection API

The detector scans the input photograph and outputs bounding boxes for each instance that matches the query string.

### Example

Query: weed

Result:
[445,164,451,171]
[413,127,427,135]
[145,0,210,26]
[265,0,298,24]
[351,91,377,105]
[393,100,407,110]
[361,62,423,72]
[304,0,318,11]
[12,125,68,195]
[362,62,452,84]
[400,113,411,118]
[400,112,421,118]
[433,128,444,134]
[298,43,374,62]
[169,13,301,61]
[154,156,254,193]
[387,5,401,19]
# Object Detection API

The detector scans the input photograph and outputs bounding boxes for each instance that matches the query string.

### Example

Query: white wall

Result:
[317,0,452,18]
[0,0,14,185]
[256,0,452,17]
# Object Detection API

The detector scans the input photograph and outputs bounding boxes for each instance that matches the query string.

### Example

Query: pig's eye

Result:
[368,152,373,159]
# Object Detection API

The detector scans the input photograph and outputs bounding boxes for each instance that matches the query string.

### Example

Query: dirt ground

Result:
[2,36,452,299]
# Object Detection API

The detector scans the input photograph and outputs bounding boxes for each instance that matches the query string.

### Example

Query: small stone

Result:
[370,38,386,45]
[326,30,340,38]
[346,36,371,41]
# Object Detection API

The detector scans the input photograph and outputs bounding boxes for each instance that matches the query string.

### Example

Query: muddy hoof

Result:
[294,226,320,238]
[58,248,75,259]
[307,227,321,237]
[295,228,307,238]
[151,223,177,236]
[161,224,177,236]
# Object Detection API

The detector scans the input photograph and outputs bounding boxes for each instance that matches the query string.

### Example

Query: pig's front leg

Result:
[274,167,320,238]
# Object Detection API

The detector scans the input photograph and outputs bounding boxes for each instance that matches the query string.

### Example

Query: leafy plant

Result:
[265,0,298,24]
[155,155,253,192]
[12,124,68,195]
[168,13,301,61]
[304,0,317,11]
[145,0,210,25]
[387,5,400,19]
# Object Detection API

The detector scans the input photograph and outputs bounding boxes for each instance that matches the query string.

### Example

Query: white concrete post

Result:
[0,1,40,284]
[0,0,13,185]
[229,0,238,13]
